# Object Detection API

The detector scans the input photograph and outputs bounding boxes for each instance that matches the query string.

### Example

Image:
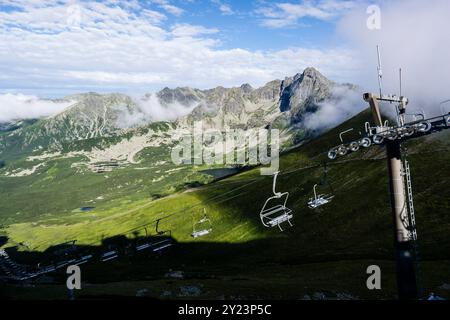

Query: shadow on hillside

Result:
[2,223,450,300]
[1,231,396,284]
[0,236,8,247]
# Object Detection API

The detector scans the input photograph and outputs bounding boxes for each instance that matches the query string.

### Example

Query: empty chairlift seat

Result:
[135,220,174,252]
[135,228,153,252]
[100,248,119,262]
[73,254,93,266]
[307,184,334,209]
[136,242,152,252]
[152,239,173,252]
[259,171,293,231]
[153,219,173,251]
[191,209,213,238]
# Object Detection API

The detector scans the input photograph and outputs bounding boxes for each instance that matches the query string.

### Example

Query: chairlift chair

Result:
[308,184,334,209]
[74,254,93,266]
[152,239,173,252]
[44,265,56,273]
[136,242,152,252]
[152,219,174,251]
[135,227,153,252]
[259,171,293,231]
[191,209,213,238]
[100,246,119,262]
[54,259,72,270]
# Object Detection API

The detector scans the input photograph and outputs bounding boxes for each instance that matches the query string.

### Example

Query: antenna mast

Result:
[377,45,383,98]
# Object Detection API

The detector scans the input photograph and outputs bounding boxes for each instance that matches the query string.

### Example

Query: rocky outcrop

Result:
[278,67,333,123]
[156,87,203,107]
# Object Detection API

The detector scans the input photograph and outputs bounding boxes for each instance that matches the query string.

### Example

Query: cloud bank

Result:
[0,93,75,123]
[114,94,198,128]
[0,0,356,96]
[303,85,363,131]
[337,0,450,117]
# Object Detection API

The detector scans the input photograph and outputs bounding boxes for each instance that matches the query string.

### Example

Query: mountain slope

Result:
[2,108,449,299]
[0,68,358,180]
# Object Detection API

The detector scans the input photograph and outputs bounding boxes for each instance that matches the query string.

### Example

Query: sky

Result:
[0,0,360,98]
[0,0,450,120]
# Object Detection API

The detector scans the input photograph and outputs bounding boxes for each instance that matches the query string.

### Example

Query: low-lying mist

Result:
[115,94,198,128]
[303,85,363,131]
[0,93,74,123]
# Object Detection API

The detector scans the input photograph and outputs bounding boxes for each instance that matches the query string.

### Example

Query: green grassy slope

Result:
[2,109,450,300]
[0,121,216,225]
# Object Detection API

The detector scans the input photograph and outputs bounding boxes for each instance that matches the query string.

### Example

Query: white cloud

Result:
[63,71,170,84]
[303,85,362,130]
[141,9,167,24]
[171,23,219,37]
[136,93,198,122]
[337,0,450,116]
[257,0,356,28]
[111,93,199,128]
[0,93,75,122]
[152,0,184,16]
[211,0,234,15]
[0,0,357,97]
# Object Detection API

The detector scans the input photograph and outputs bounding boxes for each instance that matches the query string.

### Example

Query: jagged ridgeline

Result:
[0,68,359,225]
[0,68,357,162]
[0,68,359,224]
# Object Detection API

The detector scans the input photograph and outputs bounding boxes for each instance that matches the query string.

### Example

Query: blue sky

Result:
[155,0,340,51]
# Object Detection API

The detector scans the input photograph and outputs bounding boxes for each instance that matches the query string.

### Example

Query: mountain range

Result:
[0,67,359,171]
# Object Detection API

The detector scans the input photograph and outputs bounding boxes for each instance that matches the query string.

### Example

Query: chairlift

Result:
[152,219,173,251]
[259,171,293,231]
[136,242,152,252]
[152,239,173,252]
[100,246,119,262]
[360,137,372,148]
[135,227,153,252]
[328,128,370,159]
[136,228,158,251]
[308,163,334,209]
[44,265,56,273]
[417,121,432,133]
[74,254,93,266]
[372,134,385,144]
[401,125,416,137]
[191,209,213,238]
[364,120,390,145]
[155,218,171,237]
[54,260,71,270]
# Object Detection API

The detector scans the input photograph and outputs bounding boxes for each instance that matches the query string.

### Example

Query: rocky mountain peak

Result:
[240,83,253,94]
[156,87,202,107]
[279,67,333,113]
[252,79,282,101]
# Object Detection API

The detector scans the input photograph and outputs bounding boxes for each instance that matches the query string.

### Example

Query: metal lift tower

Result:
[365,92,418,299]
[327,49,450,299]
